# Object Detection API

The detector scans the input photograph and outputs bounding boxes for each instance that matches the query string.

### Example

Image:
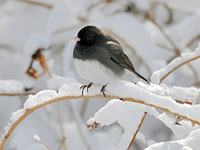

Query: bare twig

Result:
[1,94,200,149]
[150,1,173,25]
[34,135,52,150]
[17,0,53,9]
[156,43,174,52]
[0,92,36,96]
[146,13,181,56]
[186,34,200,48]
[57,103,67,150]
[80,98,89,118]
[146,12,199,83]
[127,112,147,150]
[68,102,91,149]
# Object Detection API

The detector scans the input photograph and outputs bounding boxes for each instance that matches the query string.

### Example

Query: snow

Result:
[151,44,200,84]
[24,33,50,55]
[166,86,198,103]
[172,15,200,46]
[47,76,77,89]
[3,77,200,149]
[33,134,41,141]
[193,89,200,105]
[1,0,200,149]
[58,83,82,96]
[10,109,26,123]
[167,0,200,13]
[87,99,148,149]
[145,129,200,150]
[158,113,200,139]
[24,90,58,109]
[46,0,78,36]
[0,80,24,93]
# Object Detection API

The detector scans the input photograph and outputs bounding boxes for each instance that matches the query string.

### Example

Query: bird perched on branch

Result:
[73,25,150,96]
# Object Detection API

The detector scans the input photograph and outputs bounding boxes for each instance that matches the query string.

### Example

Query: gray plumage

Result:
[73,25,150,84]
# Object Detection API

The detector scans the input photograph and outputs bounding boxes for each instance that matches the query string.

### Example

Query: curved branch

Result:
[160,55,200,84]
[1,93,200,150]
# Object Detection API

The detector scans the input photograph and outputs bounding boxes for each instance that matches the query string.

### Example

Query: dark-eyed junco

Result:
[73,25,150,96]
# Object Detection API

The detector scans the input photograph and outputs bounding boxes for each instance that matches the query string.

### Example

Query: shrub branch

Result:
[1,94,200,150]
[159,55,200,84]
[127,112,147,150]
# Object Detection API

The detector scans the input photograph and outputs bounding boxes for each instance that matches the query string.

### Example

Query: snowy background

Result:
[1,0,200,150]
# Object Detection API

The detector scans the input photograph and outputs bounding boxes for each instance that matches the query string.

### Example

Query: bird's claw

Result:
[100,84,108,97]
[80,82,93,95]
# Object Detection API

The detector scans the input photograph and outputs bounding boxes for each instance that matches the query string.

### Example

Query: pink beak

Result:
[72,36,80,41]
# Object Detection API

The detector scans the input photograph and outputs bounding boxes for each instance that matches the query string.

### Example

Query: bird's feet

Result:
[80,82,93,95]
[100,83,108,97]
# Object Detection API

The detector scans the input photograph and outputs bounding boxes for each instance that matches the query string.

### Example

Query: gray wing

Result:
[108,42,150,83]
[105,41,136,72]
[110,51,136,73]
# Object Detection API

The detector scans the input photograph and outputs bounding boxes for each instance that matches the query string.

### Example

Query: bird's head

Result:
[72,26,104,46]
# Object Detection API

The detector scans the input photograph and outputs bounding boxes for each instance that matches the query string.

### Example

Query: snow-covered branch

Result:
[151,44,200,84]
[1,80,200,149]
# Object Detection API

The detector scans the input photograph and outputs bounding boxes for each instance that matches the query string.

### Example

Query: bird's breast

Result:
[73,58,121,84]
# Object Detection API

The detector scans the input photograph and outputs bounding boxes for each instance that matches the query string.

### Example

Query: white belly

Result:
[73,58,120,84]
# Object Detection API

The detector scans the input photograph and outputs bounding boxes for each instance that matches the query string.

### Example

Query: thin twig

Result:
[186,34,200,48]
[146,12,199,83]
[127,112,147,150]
[156,43,174,52]
[1,94,200,150]
[0,92,36,96]
[34,135,52,150]
[38,141,52,150]
[147,13,181,56]
[17,0,53,9]
[68,102,91,150]
[57,103,67,150]
[80,98,89,118]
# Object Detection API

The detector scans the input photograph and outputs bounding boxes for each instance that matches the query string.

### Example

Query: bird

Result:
[72,25,150,96]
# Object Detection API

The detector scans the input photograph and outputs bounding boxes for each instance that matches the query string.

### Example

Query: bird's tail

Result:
[134,71,150,84]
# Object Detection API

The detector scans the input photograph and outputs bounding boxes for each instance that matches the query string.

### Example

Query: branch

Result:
[0,92,36,96]
[160,55,200,84]
[127,112,147,150]
[1,81,200,149]
[57,103,67,150]
[186,34,200,48]
[17,0,53,9]
[151,44,200,84]
[146,12,199,82]
[34,134,52,150]
[80,98,89,118]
